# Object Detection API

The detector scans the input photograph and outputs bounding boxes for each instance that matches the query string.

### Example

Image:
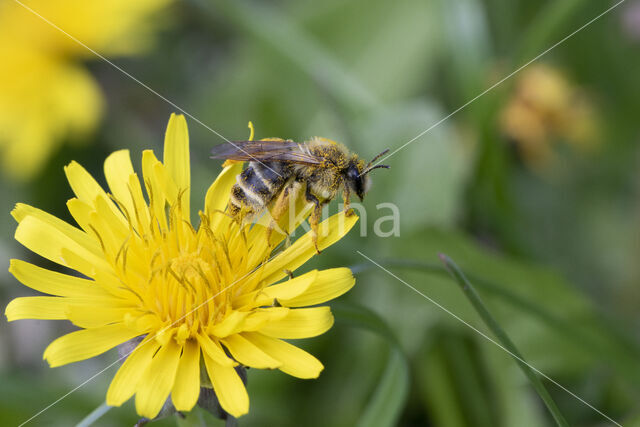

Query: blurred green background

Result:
[1,0,640,426]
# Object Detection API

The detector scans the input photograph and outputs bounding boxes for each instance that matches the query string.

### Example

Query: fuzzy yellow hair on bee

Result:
[210,136,389,252]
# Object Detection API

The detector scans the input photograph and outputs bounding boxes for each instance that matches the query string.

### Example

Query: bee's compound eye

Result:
[347,164,360,181]
[345,163,365,199]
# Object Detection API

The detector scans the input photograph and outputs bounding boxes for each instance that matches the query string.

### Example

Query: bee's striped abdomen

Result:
[229,161,289,216]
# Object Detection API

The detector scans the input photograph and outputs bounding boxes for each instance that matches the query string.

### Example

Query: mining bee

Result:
[210,137,389,252]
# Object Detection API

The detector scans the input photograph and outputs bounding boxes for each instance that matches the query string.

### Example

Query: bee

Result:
[210,137,389,252]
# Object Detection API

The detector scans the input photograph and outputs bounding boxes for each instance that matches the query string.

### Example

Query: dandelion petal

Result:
[14,215,108,274]
[8,259,104,297]
[135,338,182,419]
[163,113,190,220]
[222,334,281,369]
[204,162,243,217]
[107,338,160,407]
[259,212,358,284]
[5,296,68,321]
[64,160,124,223]
[43,323,139,367]
[243,332,323,379]
[172,340,201,411]
[282,268,355,307]
[104,149,136,219]
[259,306,334,339]
[12,203,99,256]
[203,352,249,418]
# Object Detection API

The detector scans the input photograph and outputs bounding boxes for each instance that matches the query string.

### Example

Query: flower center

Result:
[169,253,212,287]
[111,211,252,341]
[155,249,218,335]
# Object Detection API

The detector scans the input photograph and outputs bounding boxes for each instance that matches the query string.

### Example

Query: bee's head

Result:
[345,161,368,201]
[344,150,390,201]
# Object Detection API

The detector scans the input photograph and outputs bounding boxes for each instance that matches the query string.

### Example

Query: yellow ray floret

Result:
[0,0,171,180]
[5,113,358,419]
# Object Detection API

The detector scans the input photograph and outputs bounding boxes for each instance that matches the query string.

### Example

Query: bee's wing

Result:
[210,140,323,165]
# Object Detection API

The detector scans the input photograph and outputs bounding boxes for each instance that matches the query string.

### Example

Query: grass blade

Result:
[351,257,640,384]
[438,254,569,427]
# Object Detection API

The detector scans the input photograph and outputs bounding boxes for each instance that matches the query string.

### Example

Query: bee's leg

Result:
[266,185,292,242]
[309,207,322,254]
[342,185,354,216]
[305,187,322,254]
[229,204,246,227]
[284,269,294,279]
[210,208,235,220]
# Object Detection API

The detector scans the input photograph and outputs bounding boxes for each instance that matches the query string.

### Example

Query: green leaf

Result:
[439,254,568,427]
[385,228,640,380]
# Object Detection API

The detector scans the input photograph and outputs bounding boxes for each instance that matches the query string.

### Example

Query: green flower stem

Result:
[75,402,111,427]
[438,254,569,427]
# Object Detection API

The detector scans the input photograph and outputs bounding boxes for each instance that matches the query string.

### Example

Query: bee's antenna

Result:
[365,149,390,170]
[361,164,390,176]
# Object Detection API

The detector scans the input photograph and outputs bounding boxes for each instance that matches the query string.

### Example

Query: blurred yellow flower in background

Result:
[5,114,358,420]
[500,64,600,171]
[0,0,170,180]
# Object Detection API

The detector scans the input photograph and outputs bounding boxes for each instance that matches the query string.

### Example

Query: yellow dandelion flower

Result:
[0,0,170,180]
[499,64,600,171]
[5,114,358,419]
